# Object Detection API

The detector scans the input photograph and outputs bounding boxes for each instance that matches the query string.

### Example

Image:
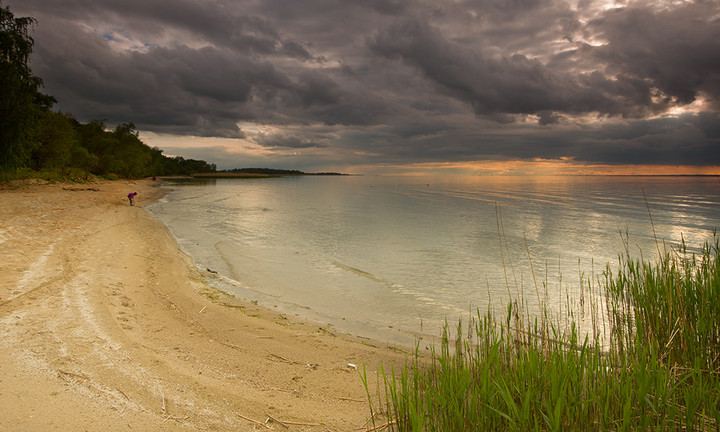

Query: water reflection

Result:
[150,175,720,346]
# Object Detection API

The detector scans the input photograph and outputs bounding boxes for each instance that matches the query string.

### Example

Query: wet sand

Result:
[0,179,407,431]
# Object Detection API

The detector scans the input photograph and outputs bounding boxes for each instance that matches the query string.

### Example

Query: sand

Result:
[0,179,408,431]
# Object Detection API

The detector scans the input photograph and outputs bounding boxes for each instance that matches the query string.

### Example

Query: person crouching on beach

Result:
[128,192,137,206]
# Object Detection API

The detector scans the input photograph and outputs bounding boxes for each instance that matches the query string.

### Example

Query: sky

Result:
[8,0,720,175]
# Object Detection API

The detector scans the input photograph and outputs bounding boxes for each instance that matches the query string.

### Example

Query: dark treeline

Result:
[34,115,216,179]
[0,3,216,180]
[224,168,348,176]
[225,168,306,176]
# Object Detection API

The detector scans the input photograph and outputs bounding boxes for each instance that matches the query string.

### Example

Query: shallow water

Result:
[147,175,720,346]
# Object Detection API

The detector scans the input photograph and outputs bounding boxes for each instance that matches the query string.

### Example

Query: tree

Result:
[70,146,98,181]
[0,3,53,170]
[32,111,78,171]
[111,122,151,178]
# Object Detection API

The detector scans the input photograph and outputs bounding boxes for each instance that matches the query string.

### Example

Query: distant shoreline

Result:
[190,169,352,179]
[191,172,278,178]
[177,172,719,180]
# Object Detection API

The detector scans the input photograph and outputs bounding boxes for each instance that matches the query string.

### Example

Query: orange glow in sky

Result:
[142,133,719,177]
[353,160,720,177]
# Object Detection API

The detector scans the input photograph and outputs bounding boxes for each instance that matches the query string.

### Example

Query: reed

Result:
[365,235,720,431]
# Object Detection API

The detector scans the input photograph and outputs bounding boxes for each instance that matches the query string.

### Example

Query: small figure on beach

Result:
[127,192,137,206]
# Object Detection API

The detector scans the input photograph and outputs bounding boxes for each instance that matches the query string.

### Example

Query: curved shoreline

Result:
[0,179,406,431]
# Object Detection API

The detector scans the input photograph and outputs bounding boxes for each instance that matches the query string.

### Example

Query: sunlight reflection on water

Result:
[148,175,720,346]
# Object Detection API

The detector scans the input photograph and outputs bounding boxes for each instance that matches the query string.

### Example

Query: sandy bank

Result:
[0,179,407,431]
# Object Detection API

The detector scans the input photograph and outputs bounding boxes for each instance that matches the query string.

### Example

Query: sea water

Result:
[146,175,720,346]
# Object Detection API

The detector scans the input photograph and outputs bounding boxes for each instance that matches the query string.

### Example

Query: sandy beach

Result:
[0,179,407,431]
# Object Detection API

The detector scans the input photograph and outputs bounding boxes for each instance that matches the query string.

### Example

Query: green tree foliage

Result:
[167,156,217,175]
[0,2,54,170]
[31,111,78,172]
[71,120,216,178]
[70,146,98,181]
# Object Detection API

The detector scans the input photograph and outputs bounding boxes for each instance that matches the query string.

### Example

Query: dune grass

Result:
[364,236,720,431]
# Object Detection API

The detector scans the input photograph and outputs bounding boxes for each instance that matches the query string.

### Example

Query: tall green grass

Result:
[365,236,720,431]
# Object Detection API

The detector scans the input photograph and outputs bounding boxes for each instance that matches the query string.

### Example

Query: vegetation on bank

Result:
[365,237,720,431]
[193,168,350,178]
[0,3,216,181]
[2,117,217,182]
[222,167,348,176]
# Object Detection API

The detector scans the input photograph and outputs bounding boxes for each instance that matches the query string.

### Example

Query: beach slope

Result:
[0,180,404,431]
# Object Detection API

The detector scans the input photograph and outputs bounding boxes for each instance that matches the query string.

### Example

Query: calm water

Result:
[147,175,720,346]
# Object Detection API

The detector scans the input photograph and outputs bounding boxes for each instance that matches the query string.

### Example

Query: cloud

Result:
[367,4,720,122]
[9,0,720,171]
[587,2,720,110]
[575,113,720,165]
[253,131,329,149]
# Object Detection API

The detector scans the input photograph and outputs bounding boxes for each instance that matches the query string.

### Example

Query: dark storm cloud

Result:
[575,113,720,165]
[254,132,329,149]
[20,0,315,59]
[368,4,719,120]
[368,18,615,117]
[8,0,720,169]
[587,3,720,110]
[30,22,275,137]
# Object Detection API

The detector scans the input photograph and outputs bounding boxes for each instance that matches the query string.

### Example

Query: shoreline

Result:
[150,180,423,348]
[147,178,442,350]
[0,179,407,431]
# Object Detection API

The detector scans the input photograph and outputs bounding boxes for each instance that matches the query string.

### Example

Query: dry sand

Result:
[0,179,408,431]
